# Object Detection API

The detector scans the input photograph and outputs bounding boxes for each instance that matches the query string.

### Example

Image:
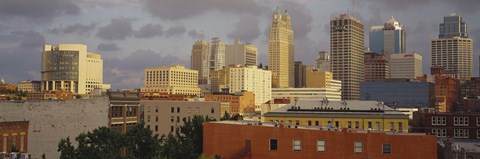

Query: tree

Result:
[41,153,46,159]
[179,115,215,158]
[220,111,231,121]
[58,137,75,159]
[124,124,161,159]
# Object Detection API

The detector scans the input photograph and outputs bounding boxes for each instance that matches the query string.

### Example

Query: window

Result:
[355,121,359,129]
[398,122,403,132]
[171,107,174,113]
[196,107,199,114]
[269,139,278,151]
[315,121,319,126]
[389,122,394,130]
[170,126,174,132]
[454,129,469,138]
[382,144,392,154]
[477,130,480,139]
[20,135,24,151]
[155,115,158,122]
[295,120,300,126]
[347,121,352,128]
[293,139,301,151]
[211,108,215,114]
[432,129,447,138]
[368,122,372,129]
[147,115,151,122]
[177,116,180,123]
[188,107,191,113]
[376,122,380,131]
[177,107,180,113]
[3,136,6,152]
[308,120,312,126]
[155,106,158,113]
[477,117,480,126]
[171,116,174,122]
[354,141,363,153]
[454,117,469,126]
[155,125,158,132]
[317,140,325,152]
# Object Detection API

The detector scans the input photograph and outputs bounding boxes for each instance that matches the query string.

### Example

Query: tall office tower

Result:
[141,65,201,96]
[330,14,364,100]
[294,61,306,88]
[229,65,271,105]
[364,51,389,82]
[225,39,258,66]
[190,40,210,84]
[209,37,226,71]
[390,53,423,80]
[431,13,472,82]
[369,17,406,54]
[41,44,107,94]
[314,51,330,72]
[268,8,294,88]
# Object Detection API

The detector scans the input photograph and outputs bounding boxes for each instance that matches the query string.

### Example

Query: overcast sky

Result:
[0,0,479,89]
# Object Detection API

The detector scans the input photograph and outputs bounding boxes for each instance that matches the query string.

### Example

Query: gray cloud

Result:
[96,18,133,40]
[134,23,163,38]
[0,0,80,22]
[144,0,268,20]
[188,30,205,39]
[165,25,186,38]
[227,15,261,42]
[369,0,480,14]
[97,43,121,52]
[49,22,97,35]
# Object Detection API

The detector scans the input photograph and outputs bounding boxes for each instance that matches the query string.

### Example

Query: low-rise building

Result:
[203,121,437,159]
[412,111,480,139]
[26,91,74,101]
[17,81,41,93]
[108,91,140,134]
[140,92,193,101]
[0,121,29,154]
[271,88,341,102]
[205,91,255,115]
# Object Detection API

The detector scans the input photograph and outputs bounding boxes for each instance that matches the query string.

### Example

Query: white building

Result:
[225,39,258,66]
[229,65,271,105]
[17,80,41,93]
[208,37,226,72]
[390,53,423,80]
[141,65,201,96]
[41,44,107,94]
[271,87,342,102]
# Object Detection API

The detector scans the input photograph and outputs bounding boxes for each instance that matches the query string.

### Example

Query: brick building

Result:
[108,91,140,134]
[205,91,255,115]
[203,121,437,159]
[417,72,459,112]
[412,111,480,139]
[364,52,389,82]
[0,121,29,153]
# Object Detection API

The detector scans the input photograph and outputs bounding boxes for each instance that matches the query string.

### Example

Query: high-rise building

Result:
[330,14,364,100]
[390,53,422,80]
[209,37,226,72]
[305,68,342,90]
[225,39,258,66]
[229,65,271,105]
[141,65,201,96]
[41,44,107,95]
[314,51,330,72]
[190,40,210,84]
[431,14,473,82]
[369,17,406,54]
[268,8,294,88]
[294,61,306,88]
[364,51,389,82]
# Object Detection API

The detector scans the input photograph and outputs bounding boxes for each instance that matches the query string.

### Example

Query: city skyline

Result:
[1,0,480,89]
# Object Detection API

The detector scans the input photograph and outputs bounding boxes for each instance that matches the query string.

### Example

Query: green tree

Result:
[179,115,215,158]
[159,133,181,159]
[124,124,161,159]
[75,127,124,159]
[57,137,75,159]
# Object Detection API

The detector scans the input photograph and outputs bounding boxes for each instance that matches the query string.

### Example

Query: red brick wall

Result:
[204,122,437,159]
[0,121,29,153]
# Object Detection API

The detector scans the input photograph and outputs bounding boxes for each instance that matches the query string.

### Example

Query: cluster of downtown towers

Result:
[191,9,473,100]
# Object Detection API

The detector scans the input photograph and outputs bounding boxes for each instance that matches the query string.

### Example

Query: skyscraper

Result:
[268,7,294,88]
[364,51,389,82]
[314,51,330,72]
[330,14,364,100]
[225,39,258,66]
[431,13,473,82]
[390,53,423,80]
[294,61,306,88]
[190,40,210,84]
[369,17,406,54]
[209,37,226,72]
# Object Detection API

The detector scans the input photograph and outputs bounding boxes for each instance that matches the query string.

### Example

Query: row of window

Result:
[431,116,480,126]
[432,129,480,139]
[269,139,392,154]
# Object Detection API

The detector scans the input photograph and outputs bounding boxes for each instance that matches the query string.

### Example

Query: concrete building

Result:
[431,13,473,82]
[203,121,437,159]
[294,61,306,88]
[225,39,258,66]
[209,37,226,72]
[412,111,480,140]
[141,65,201,96]
[360,79,435,108]
[229,65,272,106]
[41,44,107,95]
[264,100,409,133]
[108,91,140,134]
[205,91,255,115]
[268,8,294,88]
[330,14,364,100]
[305,68,342,90]
[190,40,210,84]
[364,52,389,82]
[313,51,330,72]
[141,100,220,136]
[271,88,341,102]
[209,68,230,93]
[390,53,423,80]
[369,17,406,54]
[17,81,41,93]
[0,121,29,154]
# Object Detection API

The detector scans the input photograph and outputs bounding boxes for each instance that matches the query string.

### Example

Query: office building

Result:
[364,52,389,82]
[209,68,230,93]
[271,88,341,101]
[360,79,435,108]
[205,91,255,115]
[229,65,271,105]
[225,39,258,66]
[17,81,41,93]
[313,51,330,72]
[431,13,473,82]
[209,37,226,72]
[190,40,210,84]
[0,121,29,154]
[294,61,306,88]
[141,100,220,136]
[108,91,140,134]
[390,53,422,80]
[369,17,406,54]
[141,65,201,96]
[268,8,294,88]
[305,68,342,90]
[330,14,364,100]
[41,44,107,95]
[412,111,480,140]
[203,121,437,159]
[417,68,459,112]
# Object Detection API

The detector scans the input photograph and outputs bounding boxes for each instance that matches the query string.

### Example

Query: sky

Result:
[1,0,480,89]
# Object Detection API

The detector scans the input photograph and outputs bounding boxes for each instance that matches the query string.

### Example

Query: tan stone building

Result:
[141,100,220,136]
[305,68,342,90]
[225,39,258,66]
[190,40,210,84]
[17,81,41,93]
[205,91,255,115]
[141,65,201,96]
[268,8,294,88]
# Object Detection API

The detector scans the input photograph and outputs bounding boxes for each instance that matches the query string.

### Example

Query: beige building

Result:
[314,51,330,72]
[141,100,220,136]
[330,14,364,100]
[268,8,294,88]
[141,65,201,96]
[190,40,210,84]
[390,53,423,80]
[17,80,41,93]
[271,88,342,102]
[209,68,230,93]
[209,37,226,72]
[229,65,272,105]
[205,91,255,115]
[225,39,258,66]
[305,68,342,89]
[431,38,472,82]
[41,44,106,94]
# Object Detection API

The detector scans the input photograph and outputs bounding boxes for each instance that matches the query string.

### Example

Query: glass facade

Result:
[439,14,468,39]
[360,82,434,108]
